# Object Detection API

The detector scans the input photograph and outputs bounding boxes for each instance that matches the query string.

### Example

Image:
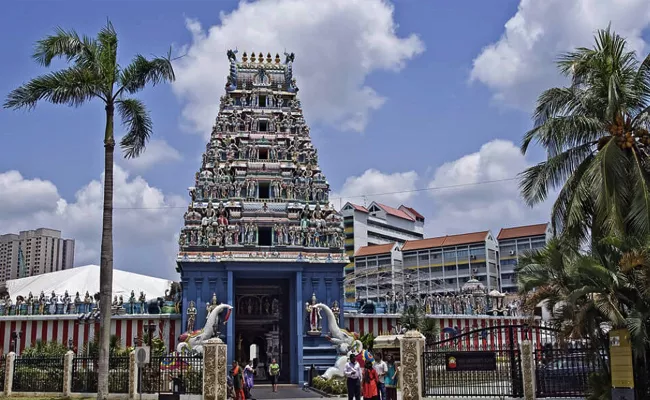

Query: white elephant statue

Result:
[177,303,232,354]
[314,303,363,380]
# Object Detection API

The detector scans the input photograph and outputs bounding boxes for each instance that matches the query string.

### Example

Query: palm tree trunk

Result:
[97,103,115,400]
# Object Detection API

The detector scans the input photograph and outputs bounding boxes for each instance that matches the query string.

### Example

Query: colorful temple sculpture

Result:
[176,50,348,384]
[359,277,521,317]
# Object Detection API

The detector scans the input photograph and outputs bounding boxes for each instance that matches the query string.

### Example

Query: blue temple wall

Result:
[178,260,345,384]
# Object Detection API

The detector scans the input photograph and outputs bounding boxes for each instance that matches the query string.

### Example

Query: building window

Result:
[258,227,272,246]
[258,182,270,199]
[258,148,268,160]
[259,120,268,132]
[258,95,266,107]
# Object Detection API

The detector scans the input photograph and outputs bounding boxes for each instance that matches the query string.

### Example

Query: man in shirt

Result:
[374,353,388,400]
[344,353,362,400]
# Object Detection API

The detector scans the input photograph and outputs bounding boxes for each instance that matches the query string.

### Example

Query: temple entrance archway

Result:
[234,278,290,383]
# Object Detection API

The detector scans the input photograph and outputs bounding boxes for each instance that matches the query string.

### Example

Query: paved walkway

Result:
[249,384,323,399]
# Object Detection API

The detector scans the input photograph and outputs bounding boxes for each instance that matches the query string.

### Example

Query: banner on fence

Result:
[445,351,497,371]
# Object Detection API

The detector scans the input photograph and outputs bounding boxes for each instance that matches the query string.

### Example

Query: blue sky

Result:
[1,0,649,279]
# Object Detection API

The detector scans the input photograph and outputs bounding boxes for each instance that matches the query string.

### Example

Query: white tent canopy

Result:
[5,265,174,300]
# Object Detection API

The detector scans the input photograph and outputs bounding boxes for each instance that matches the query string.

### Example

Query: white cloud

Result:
[119,139,182,171]
[425,139,551,235]
[0,166,186,279]
[330,168,419,210]
[172,0,424,137]
[470,0,650,109]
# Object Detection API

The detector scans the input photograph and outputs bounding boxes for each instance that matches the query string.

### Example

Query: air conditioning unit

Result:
[135,346,150,366]
[470,255,477,260]
[509,250,515,256]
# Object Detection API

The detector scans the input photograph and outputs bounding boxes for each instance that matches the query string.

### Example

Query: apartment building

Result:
[0,228,75,283]
[497,223,551,293]
[340,202,424,304]
[353,242,403,303]
[401,231,500,294]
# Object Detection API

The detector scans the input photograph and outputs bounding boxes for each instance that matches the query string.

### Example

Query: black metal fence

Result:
[71,356,130,393]
[12,356,64,392]
[533,341,606,398]
[138,354,203,394]
[422,324,524,398]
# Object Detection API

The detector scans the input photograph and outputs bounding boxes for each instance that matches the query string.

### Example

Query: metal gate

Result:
[422,324,606,398]
[422,324,524,398]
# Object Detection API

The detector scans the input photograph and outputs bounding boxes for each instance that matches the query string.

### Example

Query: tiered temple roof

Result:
[176,50,347,265]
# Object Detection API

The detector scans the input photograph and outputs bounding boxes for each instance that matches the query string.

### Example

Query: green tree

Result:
[517,235,650,396]
[400,305,424,331]
[519,26,650,243]
[4,22,175,399]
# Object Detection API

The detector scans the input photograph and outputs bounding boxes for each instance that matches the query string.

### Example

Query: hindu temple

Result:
[176,50,348,384]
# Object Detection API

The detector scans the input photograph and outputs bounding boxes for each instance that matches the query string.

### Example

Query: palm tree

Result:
[399,305,424,331]
[519,26,650,243]
[4,22,175,399]
[517,236,650,396]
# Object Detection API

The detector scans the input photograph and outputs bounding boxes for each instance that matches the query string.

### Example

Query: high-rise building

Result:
[401,231,500,295]
[497,223,550,293]
[340,201,424,304]
[176,50,347,384]
[0,228,75,283]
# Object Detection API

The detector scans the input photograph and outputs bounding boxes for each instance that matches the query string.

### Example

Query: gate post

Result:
[399,330,425,400]
[203,337,228,400]
[4,352,15,396]
[63,350,74,397]
[520,340,535,400]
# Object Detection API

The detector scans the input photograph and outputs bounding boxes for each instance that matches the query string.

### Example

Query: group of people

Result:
[344,353,399,400]
[229,358,280,400]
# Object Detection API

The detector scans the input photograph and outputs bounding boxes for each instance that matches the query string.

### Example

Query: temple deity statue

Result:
[186,301,197,332]
[206,293,218,318]
[139,292,147,314]
[331,300,340,325]
[305,293,322,334]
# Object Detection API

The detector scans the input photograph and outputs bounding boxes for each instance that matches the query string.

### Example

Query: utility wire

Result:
[112,176,519,210]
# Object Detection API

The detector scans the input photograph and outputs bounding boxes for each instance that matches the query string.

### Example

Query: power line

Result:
[112,176,519,210]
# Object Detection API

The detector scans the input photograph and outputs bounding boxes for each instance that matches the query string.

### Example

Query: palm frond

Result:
[4,67,101,110]
[117,53,175,97]
[33,27,95,67]
[117,98,152,159]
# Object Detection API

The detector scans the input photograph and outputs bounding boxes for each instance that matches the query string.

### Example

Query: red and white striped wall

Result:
[344,314,544,346]
[0,315,182,355]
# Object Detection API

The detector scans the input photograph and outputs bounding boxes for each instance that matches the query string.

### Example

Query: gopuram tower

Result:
[176,50,348,384]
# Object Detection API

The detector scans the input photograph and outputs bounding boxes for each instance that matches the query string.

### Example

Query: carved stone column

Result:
[399,330,425,400]
[4,352,15,396]
[204,337,228,400]
[63,350,74,396]
[128,350,138,400]
[520,340,535,400]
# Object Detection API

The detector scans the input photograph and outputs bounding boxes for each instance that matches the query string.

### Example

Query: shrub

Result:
[312,375,347,395]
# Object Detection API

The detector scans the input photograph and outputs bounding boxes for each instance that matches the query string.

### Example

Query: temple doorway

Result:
[234,278,290,383]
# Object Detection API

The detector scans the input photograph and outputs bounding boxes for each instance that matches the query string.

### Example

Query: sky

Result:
[1,0,649,280]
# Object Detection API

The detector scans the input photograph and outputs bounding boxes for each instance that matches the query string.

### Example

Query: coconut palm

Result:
[517,236,650,397]
[4,22,174,399]
[519,26,650,242]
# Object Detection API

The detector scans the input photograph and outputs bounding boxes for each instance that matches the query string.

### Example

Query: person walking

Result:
[374,353,388,400]
[268,358,280,393]
[384,356,399,400]
[244,360,255,399]
[231,361,245,400]
[361,360,379,400]
[344,353,362,400]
